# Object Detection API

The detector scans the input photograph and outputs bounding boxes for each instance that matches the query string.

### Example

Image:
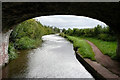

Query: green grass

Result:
[60,33,117,60]
[66,36,95,61]
[80,37,117,59]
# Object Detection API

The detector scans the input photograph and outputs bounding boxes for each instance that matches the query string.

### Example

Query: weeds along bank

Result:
[68,36,95,60]
[59,33,95,61]
[8,19,60,60]
[60,25,117,60]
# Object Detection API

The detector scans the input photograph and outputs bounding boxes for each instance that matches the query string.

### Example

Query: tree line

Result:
[62,25,116,41]
[8,19,60,60]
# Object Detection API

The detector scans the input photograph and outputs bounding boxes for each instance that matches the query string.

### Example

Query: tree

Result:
[62,28,66,33]
[54,27,60,33]
[72,28,80,36]
[94,25,102,36]
[66,28,73,36]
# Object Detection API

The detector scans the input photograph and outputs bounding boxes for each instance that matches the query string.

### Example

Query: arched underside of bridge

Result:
[2,2,120,58]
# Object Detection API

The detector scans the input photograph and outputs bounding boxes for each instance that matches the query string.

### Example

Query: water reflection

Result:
[2,34,93,78]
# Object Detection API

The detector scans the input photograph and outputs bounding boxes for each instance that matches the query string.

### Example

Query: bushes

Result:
[63,25,116,41]
[98,33,109,41]
[98,33,116,41]
[8,19,60,60]
[61,25,117,59]
[14,37,42,49]
[59,33,66,38]
[9,19,56,50]
[8,43,18,60]
[15,37,36,49]
[10,19,44,42]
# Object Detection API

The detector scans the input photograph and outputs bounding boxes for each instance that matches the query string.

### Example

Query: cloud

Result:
[34,15,107,29]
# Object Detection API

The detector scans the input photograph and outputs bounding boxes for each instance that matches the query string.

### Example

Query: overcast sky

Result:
[35,15,107,29]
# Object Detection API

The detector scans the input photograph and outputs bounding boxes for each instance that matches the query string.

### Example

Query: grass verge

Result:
[80,37,117,59]
[66,36,95,61]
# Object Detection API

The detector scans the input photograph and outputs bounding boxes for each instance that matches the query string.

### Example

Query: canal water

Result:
[2,34,93,78]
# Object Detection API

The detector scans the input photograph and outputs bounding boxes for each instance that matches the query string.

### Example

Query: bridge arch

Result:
[2,2,119,31]
[2,2,120,58]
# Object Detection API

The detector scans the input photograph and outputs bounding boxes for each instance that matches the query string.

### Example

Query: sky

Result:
[34,15,107,29]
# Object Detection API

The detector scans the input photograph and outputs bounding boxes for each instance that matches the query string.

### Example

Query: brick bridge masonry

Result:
[0,30,12,67]
[1,2,120,68]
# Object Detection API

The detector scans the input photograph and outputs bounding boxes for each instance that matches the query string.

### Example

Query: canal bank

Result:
[2,34,93,78]
[60,34,120,80]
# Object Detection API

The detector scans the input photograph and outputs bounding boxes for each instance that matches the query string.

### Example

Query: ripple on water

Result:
[3,34,93,78]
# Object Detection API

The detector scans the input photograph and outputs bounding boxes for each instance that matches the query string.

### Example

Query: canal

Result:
[2,34,93,78]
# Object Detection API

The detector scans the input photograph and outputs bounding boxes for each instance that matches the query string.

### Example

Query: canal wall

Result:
[74,50,106,80]
[0,30,12,67]
[73,43,106,80]
[59,35,106,80]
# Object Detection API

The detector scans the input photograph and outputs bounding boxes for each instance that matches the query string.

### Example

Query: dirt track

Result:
[86,40,120,78]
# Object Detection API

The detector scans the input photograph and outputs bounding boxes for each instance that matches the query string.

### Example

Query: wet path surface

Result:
[2,34,93,78]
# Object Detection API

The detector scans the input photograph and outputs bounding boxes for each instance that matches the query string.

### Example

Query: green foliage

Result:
[98,33,109,41]
[11,19,44,41]
[63,25,116,41]
[15,37,37,49]
[81,37,117,59]
[65,28,73,35]
[62,28,66,33]
[72,28,79,36]
[8,42,18,60]
[61,25,117,60]
[53,27,60,33]
[59,33,66,38]
[66,36,95,60]
[84,29,94,37]
[8,19,60,60]
[10,19,57,50]
[93,25,102,36]
[98,33,116,41]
